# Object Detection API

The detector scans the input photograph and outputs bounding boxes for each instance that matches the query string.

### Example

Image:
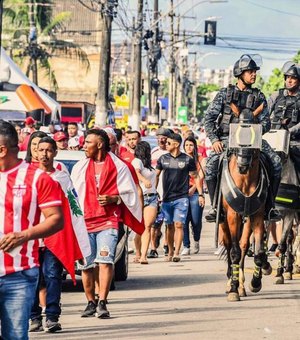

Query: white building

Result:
[200,67,233,87]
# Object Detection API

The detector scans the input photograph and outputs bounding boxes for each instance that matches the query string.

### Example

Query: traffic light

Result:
[204,20,217,45]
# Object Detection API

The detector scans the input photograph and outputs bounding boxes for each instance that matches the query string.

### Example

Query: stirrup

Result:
[205,209,217,222]
[266,209,282,222]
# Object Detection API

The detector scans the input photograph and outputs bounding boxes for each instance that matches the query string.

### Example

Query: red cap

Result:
[24,117,35,125]
[53,131,67,142]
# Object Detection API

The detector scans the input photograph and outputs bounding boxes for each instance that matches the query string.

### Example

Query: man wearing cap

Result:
[156,133,204,262]
[53,132,68,151]
[22,117,36,135]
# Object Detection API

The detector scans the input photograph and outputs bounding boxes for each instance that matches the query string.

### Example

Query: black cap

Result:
[156,127,172,137]
[168,132,182,144]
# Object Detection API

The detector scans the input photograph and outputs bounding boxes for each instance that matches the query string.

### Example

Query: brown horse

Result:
[219,109,272,302]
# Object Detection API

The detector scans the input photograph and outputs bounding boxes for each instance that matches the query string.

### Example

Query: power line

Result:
[244,0,300,18]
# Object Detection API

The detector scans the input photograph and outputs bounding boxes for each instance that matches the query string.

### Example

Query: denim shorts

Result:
[144,193,158,208]
[78,228,118,269]
[162,197,189,224]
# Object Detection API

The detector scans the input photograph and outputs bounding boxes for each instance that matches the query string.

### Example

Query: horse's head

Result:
[235,109,256,174]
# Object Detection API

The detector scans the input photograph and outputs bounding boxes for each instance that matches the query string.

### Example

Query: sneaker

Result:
[147,249,158,258]
[44,320,62,333]
[265,209,282,222]
[163,245,169,256]
[41,306,46,317]
[96,300,110,318]
[205,208,217,222]
[269,243,278,252]
[29,318,43,332]
[194,241,200,254]
[81,301,97,317]
[181,247,190,256]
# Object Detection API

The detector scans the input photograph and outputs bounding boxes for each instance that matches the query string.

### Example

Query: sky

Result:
[115,0,300,79]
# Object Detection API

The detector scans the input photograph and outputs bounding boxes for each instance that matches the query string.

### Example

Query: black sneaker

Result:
[267,209,282,222]
[81,301,97,317]
[44,320,62,333]
[163,245,169,256]
[205,209,225,223]
[147,249,158,258]
[96,300,110,318]
[29,318,43,332]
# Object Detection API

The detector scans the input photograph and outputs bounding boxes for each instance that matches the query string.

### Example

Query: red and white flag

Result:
[44,170,91,284]
[71,152,145,235]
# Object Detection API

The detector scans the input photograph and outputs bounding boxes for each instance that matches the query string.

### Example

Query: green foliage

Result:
[2,0,90,89]
[196,83,220,119]
[261,68,284,98]
[293,51,300,64]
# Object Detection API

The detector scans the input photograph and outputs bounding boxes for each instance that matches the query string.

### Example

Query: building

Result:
[200,67,234,87]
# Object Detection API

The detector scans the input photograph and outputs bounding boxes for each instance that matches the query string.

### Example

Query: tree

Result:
[196,83,220,120]
[2,0,90,91]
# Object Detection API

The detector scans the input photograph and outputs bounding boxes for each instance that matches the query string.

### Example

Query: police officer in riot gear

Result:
[204,54,282,222]
[269,61,300,171]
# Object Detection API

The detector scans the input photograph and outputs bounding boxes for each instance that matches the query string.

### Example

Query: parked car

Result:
[18,150,129,282]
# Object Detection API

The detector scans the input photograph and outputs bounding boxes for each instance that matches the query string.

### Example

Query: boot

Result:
[205,179,218,222]
[265,176,282,222]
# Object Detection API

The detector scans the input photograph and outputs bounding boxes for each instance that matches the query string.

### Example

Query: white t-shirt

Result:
[151,147,168,198]
[132,158,157,195]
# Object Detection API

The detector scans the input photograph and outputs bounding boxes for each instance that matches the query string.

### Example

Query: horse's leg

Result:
[262,222,272,275]
[249,216,265,293]
[275,214,293,284]
[284,225,295,280]
[227,210,242,302]
[238,218,252,297]
[220,220,232,294]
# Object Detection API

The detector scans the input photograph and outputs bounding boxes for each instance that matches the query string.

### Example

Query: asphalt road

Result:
[30,220,300,340]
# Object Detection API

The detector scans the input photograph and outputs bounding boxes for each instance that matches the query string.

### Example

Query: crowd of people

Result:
[0,54,300,339]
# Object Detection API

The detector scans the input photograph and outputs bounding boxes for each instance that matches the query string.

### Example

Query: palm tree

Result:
[2,0,90,91]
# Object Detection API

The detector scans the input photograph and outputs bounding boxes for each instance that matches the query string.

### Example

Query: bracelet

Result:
[198,194,204,198]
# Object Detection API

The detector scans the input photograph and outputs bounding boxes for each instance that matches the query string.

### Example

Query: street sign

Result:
[177,106,188,124]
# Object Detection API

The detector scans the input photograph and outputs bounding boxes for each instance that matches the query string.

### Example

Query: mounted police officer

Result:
[204,54,282,222]
[269,61,300,172]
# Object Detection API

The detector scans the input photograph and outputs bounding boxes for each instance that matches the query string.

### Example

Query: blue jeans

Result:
[0,267,39,340]
[31,248,63,322]
[183,193,203,248]
[162,197,189,224]
[78,228,119,270]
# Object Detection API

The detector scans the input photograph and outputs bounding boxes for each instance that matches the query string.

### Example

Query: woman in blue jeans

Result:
[182,136,205,255]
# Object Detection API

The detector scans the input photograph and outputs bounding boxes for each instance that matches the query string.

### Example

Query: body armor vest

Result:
[218,85,262,136]
[271,89,300,130]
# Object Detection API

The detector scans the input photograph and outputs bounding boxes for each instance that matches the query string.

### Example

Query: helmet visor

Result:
[282,61,296,74]
[239,54,262,70]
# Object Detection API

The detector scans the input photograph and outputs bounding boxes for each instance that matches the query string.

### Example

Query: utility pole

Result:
[192,53,198,117]
[150,0,159,120]
[95,1,118,127]
[128,16,136,116]
[28,1,38,85]
[168,0,175,123]
[131,0,143,130]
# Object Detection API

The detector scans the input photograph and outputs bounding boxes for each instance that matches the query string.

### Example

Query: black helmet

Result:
[233,54,261,77]
[282,61,300,80]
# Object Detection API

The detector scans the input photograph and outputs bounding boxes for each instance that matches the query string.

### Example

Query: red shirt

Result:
[120,149,135,163]
[0,161,62,276]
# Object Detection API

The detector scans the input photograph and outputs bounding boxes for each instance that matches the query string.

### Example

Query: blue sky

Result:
[116,0,300,78]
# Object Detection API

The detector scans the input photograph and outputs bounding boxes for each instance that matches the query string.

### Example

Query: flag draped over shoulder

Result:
[71,152,145,235]
[44,170,91,284]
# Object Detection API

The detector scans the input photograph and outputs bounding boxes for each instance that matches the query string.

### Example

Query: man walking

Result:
[156,133,204,262]
[71,129,144,319]
[0,121,63,340]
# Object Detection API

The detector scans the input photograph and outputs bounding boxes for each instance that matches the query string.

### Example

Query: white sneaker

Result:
[194,241,200,254]
[181,247,190,256]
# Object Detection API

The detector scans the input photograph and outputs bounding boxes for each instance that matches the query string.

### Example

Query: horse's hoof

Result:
[249,281,262,293]
[284,272,292,280]
[238,287,247,297]
[227,292,240,302]
[262,262,272,276]
[274,275,284,284]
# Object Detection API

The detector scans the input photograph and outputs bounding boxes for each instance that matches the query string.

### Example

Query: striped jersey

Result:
[0,160,62,276]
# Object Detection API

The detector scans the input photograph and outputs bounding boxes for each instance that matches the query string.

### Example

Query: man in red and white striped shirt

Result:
[0,121,63,340]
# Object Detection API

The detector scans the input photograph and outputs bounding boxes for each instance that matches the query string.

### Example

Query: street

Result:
[30,219,300,340]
